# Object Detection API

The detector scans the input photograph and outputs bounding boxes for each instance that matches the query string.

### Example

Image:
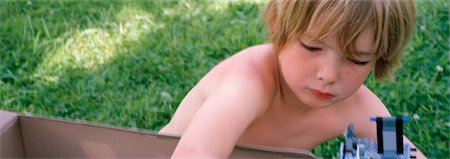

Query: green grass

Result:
[0,0,448,158]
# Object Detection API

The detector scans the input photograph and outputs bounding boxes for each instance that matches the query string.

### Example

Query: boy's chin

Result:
[307,103,335,109]
[299,96,340,109]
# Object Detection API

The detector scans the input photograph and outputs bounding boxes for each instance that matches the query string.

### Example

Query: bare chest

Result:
[237,110,346,150]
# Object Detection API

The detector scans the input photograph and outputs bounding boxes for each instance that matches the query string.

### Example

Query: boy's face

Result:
[277,29,376,108]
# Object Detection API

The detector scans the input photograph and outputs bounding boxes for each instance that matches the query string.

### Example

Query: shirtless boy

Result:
[160,0,426,158]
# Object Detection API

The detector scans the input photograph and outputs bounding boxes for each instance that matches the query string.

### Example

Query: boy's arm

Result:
[353,86,427,159]
[404,136,427,159]
[171,69,274,158]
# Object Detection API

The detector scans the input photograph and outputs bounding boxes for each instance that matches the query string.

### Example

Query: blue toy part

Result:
[370,117,410,123]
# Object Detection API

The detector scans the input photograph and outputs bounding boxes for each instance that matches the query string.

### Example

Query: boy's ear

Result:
[270,19,277,34]
[270,24,276,36]
[267,18,277,35]
[271,24,278,35]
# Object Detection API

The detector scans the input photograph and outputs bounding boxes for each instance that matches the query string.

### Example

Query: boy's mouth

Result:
[308,88,335,100]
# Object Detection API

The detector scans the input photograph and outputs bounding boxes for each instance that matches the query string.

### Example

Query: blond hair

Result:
[263,0,416,80]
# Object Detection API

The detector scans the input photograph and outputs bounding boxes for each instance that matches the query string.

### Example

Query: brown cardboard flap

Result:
[19,115,178,158]
[16,113,316,158]
[0,111,25,158]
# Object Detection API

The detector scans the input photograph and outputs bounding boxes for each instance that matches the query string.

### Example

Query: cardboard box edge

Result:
[0,110,26,158]
[3,110,317,158]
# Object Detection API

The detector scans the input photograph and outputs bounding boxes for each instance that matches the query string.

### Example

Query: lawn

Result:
[0,0,448,157]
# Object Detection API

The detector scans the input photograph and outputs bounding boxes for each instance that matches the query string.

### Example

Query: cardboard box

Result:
[0,110,317,158]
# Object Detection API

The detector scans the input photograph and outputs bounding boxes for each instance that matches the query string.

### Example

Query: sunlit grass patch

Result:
[34,6,165,83]
[114,6,165,40]
[38,29,116,71]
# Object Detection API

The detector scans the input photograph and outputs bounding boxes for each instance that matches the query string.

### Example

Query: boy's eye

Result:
[350,59,370,66]
[300,42,321,52]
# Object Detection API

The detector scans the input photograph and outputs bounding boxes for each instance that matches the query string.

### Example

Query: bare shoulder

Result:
[204,43,279,118]
[199,44,277,95]
[169,44,280,157]
[347,85,391,116]
[220,44,277,86]
[212,44,278,105]
[203,44,278,103]
[159,44,278,136]
[335,85,391,140]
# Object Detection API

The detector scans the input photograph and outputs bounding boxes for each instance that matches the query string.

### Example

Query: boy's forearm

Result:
[404,136,427,159]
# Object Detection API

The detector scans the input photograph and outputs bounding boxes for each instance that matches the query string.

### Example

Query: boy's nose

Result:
[316,58,341,84]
